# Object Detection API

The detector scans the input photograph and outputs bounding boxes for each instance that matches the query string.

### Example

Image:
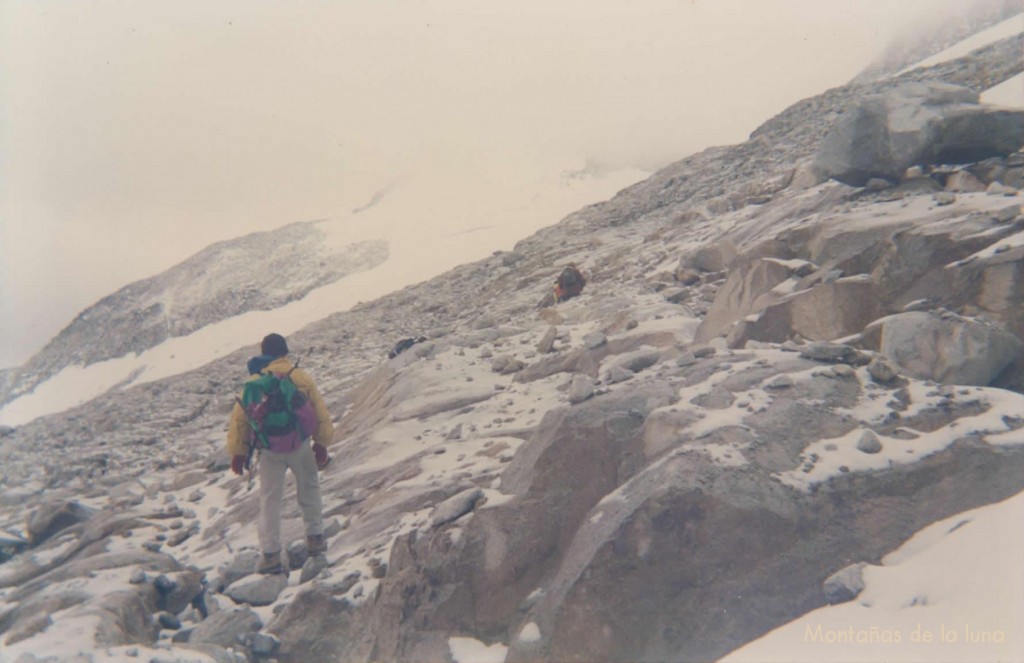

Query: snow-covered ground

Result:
[895,13,1024,76]
[981,72,1024,108]
[0,159,646,427]
[721,490,1024,663]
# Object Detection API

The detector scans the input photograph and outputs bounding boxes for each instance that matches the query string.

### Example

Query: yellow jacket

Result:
[226,357,334,456]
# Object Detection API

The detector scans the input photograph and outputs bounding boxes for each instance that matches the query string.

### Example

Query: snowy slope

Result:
[0,159,646,427]
[894,13,1024,77]
[720,491,1024,663]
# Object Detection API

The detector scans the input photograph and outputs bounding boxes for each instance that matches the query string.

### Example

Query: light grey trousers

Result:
[257,444,323,554]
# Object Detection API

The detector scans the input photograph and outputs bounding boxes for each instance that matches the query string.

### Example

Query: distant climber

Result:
[227,333,334,575]
[536,264,588,308]
[388,336,428,359]
[555,264,586,303]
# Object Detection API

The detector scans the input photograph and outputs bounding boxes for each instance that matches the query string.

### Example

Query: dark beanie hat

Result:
[261,333,289,358]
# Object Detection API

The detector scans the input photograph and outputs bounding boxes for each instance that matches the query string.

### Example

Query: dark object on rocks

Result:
[554,264,586,303]
[154,574,177,595]
[157,612,182,630]
[388,336,428,359]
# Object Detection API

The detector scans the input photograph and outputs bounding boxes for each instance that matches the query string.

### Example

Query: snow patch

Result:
[449,636,509,663]
[721,490,1024,662]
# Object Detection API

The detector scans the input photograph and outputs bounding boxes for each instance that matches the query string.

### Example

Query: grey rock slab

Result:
[857,430,883,454]
[879,311,1024,385]
[688,240,739,272]
[691,386,735,410]
[156,570,204,614]
[537,326,558,354]
[215,550,261,591]
[286,538,309,570]
[583,332,607,349]
[26,500,94,546]
[251,632,282,656]
[799,342,856,363]
[300,555,330,585]
[223,574,288,607]
[612,349,663,374]
[867,357,900,383]
[661,287,689,304]
[814,82,1024,186]
[987,182,1020,196]
[568,375,596,405]
[676,351,697,366]
[431,488,485,527]
[605,365,635,384]
[188,607,263,648]
[692,346,716,359]
[823,562,868,604]
[765,374,795,389]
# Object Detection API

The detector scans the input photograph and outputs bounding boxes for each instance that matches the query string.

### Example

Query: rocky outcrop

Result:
[1,226,389,405]
[874,310,1024,385]
[695,187,1023,364]
[814,82,1024,186]
[266,348,1024,663]
[25,500,94,546]
[188,607,263,648]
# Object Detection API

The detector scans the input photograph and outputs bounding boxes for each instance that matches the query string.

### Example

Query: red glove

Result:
[231,455,247,476]
[313,443,330,469]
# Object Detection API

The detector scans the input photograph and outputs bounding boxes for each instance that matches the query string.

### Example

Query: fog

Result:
[0,0,990,368]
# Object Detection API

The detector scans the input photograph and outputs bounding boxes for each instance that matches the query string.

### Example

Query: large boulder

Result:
[188,607,262,648]
[685,240,739,273]
[814,82,1024,186]
[878,311,1024,385]
[223,574,287,607]
[727,277,882,348]
[25,500,94,546]
[695,258,794,344]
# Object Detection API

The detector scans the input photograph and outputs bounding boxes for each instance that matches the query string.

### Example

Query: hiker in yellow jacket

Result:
[227,333,334,575]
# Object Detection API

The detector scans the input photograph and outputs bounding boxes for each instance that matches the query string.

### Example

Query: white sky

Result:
[0,0,993,369]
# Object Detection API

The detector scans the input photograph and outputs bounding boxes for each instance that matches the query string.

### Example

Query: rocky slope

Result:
[1,34,1023,663]
[853,1,1021,82]
[0,222,388,406]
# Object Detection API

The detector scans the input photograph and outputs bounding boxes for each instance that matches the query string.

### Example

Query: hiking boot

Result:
[258,551,285,575]
[307,534,326,558]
